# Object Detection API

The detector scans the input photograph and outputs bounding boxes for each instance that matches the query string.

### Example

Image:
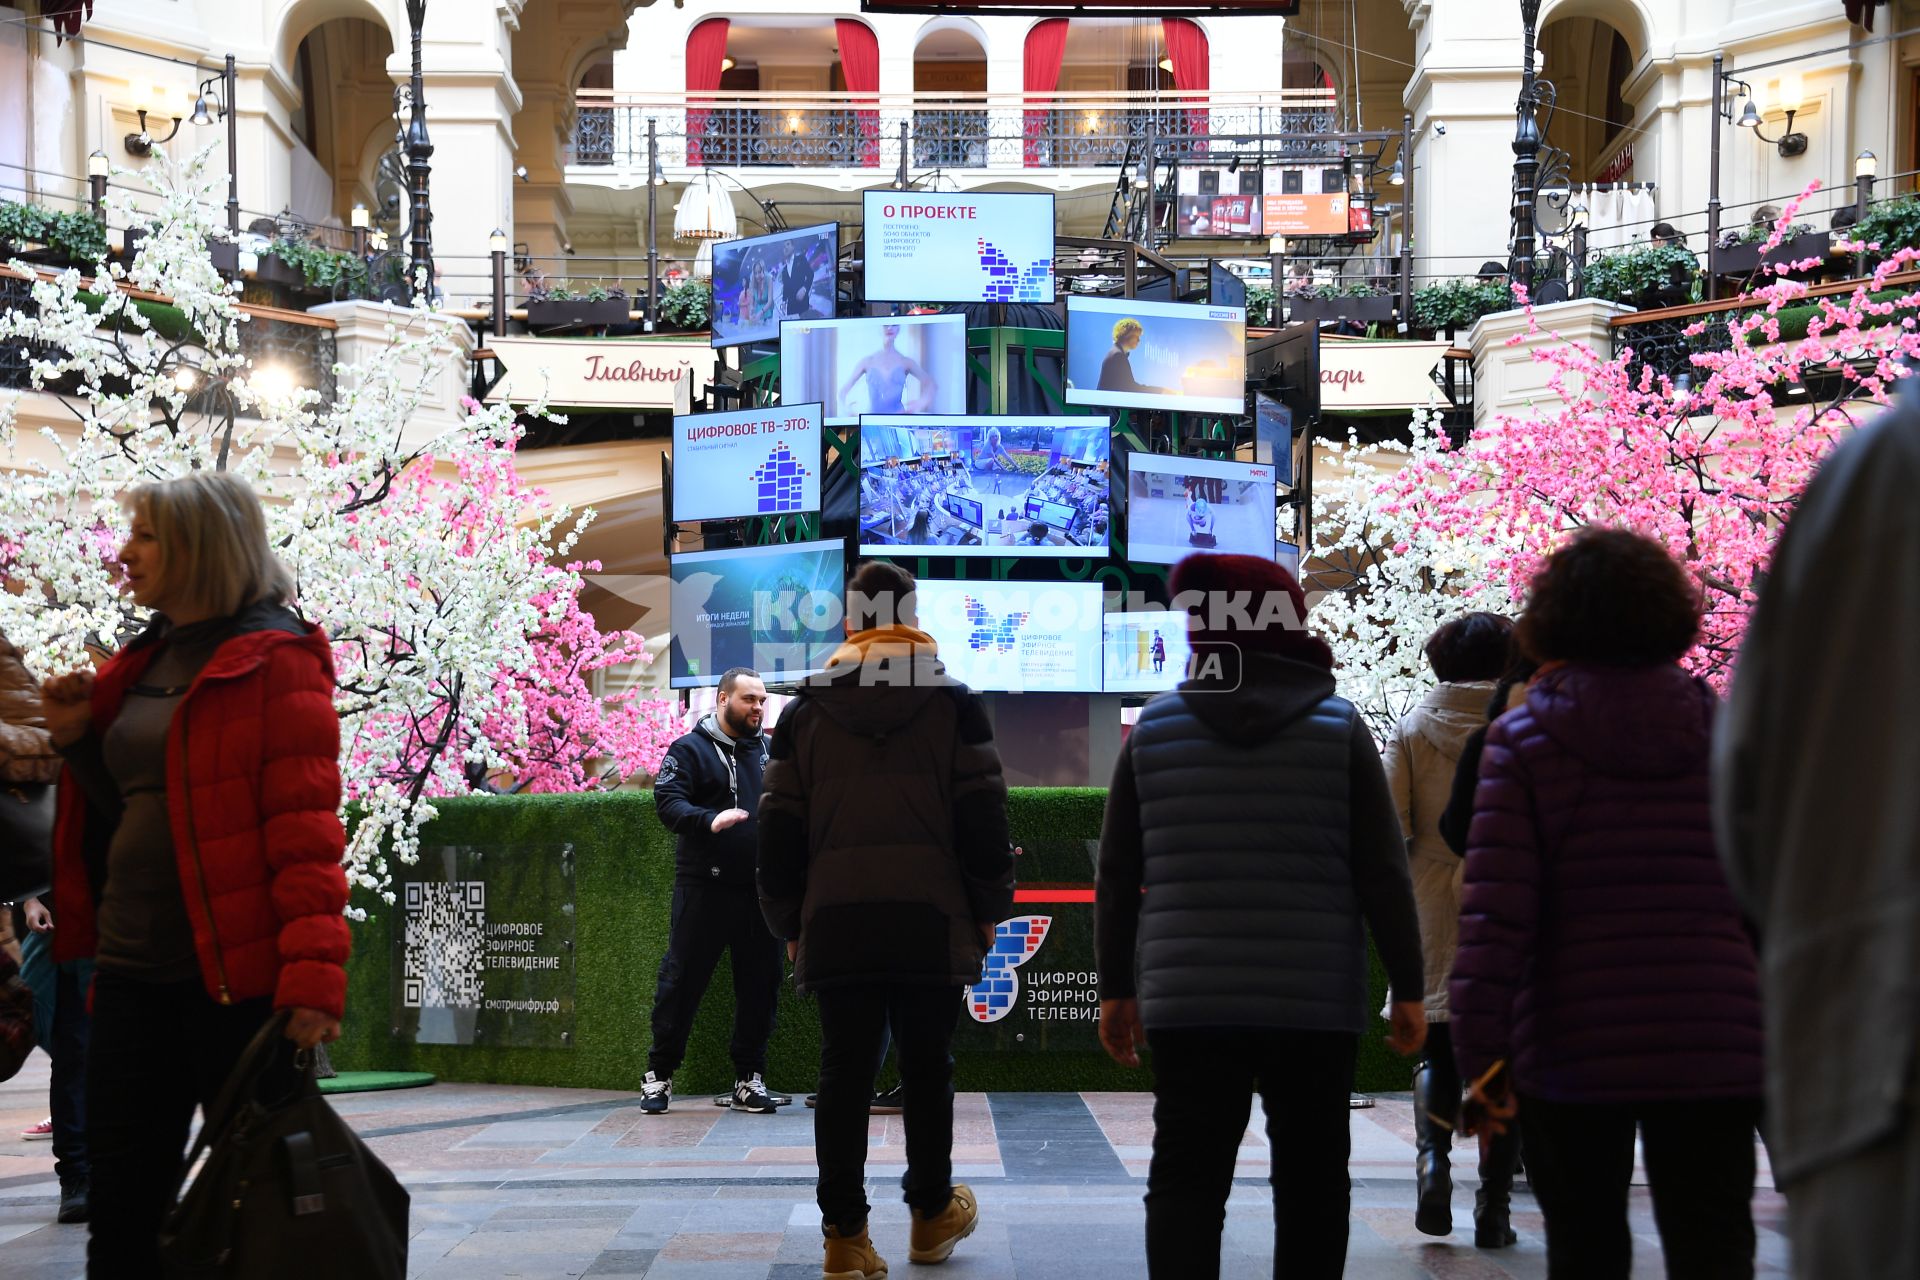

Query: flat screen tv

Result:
[667,538,846,688]
[710,223,838,349]
[671,403,823,522]
[1210,261,1247,311]
[915,579,1104,693]
[858,415,1110,558]
[780,313,967,426]
[1254,392,1294,487]
[1103,610,1193,695]
[1064,295,1247,417]
[863,191,1056,304]
[1124,452,1279,566]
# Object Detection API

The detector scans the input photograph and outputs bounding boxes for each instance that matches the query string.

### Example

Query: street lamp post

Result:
[1856,149,1878,223]
[1509,0,1544,294]
[87,149,108,221]
[489,228,507,338]
[1708,53,1726,301]
[646,117,661,330]
[403,0,435,303]
[223,54,238,235]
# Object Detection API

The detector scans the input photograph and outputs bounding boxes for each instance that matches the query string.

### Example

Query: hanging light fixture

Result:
[693,238,721,279]
[1388,158,1405,186]
[673,169,738,241]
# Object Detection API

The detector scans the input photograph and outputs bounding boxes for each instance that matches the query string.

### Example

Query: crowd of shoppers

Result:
[5,418,1918,1280]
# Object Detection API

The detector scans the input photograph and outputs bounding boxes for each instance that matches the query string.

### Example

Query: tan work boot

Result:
[908,1183,980,1264]
[823,1224,888,1280]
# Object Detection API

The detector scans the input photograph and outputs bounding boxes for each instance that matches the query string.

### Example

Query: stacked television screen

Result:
[671,191,1296,694]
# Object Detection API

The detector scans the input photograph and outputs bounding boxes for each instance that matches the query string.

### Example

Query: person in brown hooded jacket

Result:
[758,560,1015,1280]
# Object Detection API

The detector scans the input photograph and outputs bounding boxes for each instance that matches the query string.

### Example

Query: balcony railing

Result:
[569,89,1341,173]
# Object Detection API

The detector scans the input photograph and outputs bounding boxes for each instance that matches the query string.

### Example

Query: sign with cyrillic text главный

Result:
[485,336,717,411]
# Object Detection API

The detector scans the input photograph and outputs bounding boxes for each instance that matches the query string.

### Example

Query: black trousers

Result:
[814,984,962,1235]
[1420,1022,1462,1121]
[1146,1027,1357,1280]
[86,970,272,1277]
[1521,1094,1761,1280]
[647,883,783,1080]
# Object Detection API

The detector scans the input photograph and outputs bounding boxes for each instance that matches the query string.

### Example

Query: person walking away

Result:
[1434,654,1540,860]
[1380,612,1521,1246]
[1451,528,1765,1279]
[1095,553,1428,1280]
[644,668,785,1114]
[1,628,89,1223]
[759,560,1015,1280]
[40,471,348,1276]
[1715,387,1920,1280]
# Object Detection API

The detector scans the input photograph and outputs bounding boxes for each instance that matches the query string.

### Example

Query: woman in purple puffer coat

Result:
[1450,528,1764,1279]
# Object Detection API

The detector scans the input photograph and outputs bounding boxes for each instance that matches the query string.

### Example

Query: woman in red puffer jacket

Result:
[41,471,349,1278]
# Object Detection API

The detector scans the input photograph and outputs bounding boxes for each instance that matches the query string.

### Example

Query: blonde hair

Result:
[122,471,295,619]
[1112,318,1143,344]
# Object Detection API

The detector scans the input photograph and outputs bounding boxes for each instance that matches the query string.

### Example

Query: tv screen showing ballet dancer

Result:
[857,415,1110,558]
[780,314,967,426]
[710,223,839,349]
[1064,295,1248,417]
[1104,610,1194,694]
[1124,452,1278,566]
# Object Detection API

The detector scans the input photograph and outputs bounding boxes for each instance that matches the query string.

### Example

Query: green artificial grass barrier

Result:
[318,1071,437,1094]
[330,790,1408,1096]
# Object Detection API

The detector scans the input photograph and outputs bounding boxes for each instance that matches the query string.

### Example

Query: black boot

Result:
[1412,1063,1454,1236]
[1474,1123,1522,1249]
[57,1176,88,1225]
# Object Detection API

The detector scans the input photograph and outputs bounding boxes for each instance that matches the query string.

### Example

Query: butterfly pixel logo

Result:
[976,238,1054,304]
[964,595,1029,653]
[966,916,1053,1023]
[752,441,812,514]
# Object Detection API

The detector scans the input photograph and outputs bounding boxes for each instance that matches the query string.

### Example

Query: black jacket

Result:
[655,713,769,888]
[1095,653,1425,1033]
[757,629,1014,992]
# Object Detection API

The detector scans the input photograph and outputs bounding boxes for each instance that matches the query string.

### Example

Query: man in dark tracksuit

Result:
[644,667,784,1114]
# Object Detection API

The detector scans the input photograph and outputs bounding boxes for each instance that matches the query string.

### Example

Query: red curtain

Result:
[836,19,880,169]
[1023,19,1069,168]
[1162,18,1210,153]
[685,18,730,167]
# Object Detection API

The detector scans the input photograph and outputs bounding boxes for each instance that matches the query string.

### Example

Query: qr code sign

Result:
[402,881,486,1010]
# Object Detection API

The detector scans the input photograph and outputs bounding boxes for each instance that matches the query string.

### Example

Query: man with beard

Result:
[643,668,785,1114]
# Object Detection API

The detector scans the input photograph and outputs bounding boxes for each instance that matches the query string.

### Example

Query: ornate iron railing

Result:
[567,90,1341,172]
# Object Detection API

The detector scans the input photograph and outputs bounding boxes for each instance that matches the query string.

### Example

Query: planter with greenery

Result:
[655,278,713,332]
[1410,278,1517,337]
[1288,284,1396,326]
[526,282,631,329]
[1581,243,1700,309]
[1851,197,1920,266]
[0,200,107,266]
[1716,224,1828,277]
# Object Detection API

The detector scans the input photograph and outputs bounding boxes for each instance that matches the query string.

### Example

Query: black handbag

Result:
[160,1014,410,1279]
[0,782,52,903]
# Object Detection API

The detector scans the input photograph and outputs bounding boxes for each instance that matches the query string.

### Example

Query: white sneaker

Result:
[640,1071,672,1114]
[730,1072,778,1113]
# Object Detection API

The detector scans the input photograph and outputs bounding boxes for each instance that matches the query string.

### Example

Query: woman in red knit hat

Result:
[39,471,349,1277]
[1094,552,1427,1279]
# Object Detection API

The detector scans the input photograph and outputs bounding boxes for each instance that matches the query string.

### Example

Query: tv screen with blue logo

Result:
[671,404,823,523]
[857,415,1110,558]
[668,538,845,689]
[1065,295,1248,417]
[863,191,1056,304]
[710,223,838,349]
[780,313,967,426]
[914,579,1103,693]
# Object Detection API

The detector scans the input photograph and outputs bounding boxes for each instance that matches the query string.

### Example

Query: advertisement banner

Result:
[671,404,823,523]
[1262,193,1351,238]
[862,191,1056,304]
[954,886,1102,1052]
[1319,339,1451,412]
[485,336,715,410]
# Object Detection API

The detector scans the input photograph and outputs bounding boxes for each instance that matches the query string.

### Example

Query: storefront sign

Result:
[1319,339,1451,412]
[392,844,577,1049]
[1263,192,1351,238]
[485,336,716,411]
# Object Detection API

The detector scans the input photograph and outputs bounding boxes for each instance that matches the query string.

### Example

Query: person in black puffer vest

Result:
[1095,553,1428,1280]
[642,667,784,1116]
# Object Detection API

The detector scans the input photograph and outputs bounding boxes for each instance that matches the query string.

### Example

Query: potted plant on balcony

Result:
[526,281,630,330]
[1287,281,1397,327]
[1582,243,1700,310]
[655,278,713,334]
[1410,277,1518,339]
[1850,195,1920,268]
[1715,219,1829,278]
[0,201,107,268]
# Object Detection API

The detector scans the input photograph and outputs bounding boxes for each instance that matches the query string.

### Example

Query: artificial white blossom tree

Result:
[0,146,623,904]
